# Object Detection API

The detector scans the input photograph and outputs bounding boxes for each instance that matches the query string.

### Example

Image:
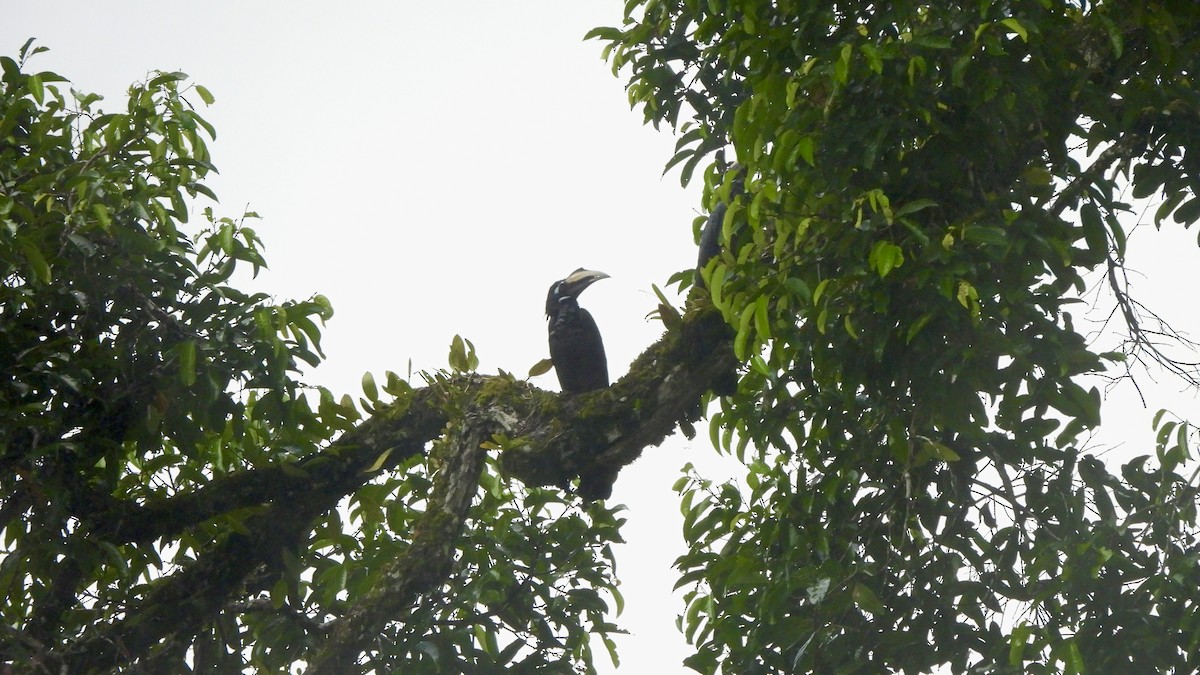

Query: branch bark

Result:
[303,406,492,673]
[25,300,735,673]
[80,387,451,546]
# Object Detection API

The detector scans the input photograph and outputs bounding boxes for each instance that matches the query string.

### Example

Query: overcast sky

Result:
[7,3,1200,673]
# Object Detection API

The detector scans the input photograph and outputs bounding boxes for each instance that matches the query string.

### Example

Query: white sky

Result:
[7,3,1200,673]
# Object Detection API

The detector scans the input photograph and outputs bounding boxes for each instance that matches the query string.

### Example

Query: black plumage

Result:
[694,168,745,289]
[546,268,610,394]
[695,201,726,288]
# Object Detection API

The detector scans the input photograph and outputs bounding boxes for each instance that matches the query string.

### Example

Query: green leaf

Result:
[91,203,113,230]
[361,371,379,402]
[602,632,621,668]
[852,582,885,615]
[961,226,1008,246]
[28,73,43,104]
[1000,18,1028,42]
[528,358,553,377]
[753,296,771,340]
[1052,382,1101,428]
[270,578,288,609]
[1172,196,1200,226]
[363,448,394,474]
[1097,13,1123,58]
[583,26,623,41]
[18,239,51,283]
[1079,202,1107,258]
[905,312,934,344]
[795,135,815,167]
[734,301,758,360]
[956,280,978,311]
[843,313,858,339]
[895,198,937,217]
[465,338,479,370]
[194,84,214,105]
[310,293,334,320]
[1107,211,1127,258]
[663,146,695,176]
[709,263,728,311]
[650,283,682,329]
[1062,638,1084,674]
[812,278,831,306]
[177,341,196,386]
[835,43,853,84]
[868,240,904,277]
[922,437,960,462]
[952,55,971,87]
[148,70,188,88]
[448,334,469,372]
[0,56,16,80]
[1009,622,1031,665]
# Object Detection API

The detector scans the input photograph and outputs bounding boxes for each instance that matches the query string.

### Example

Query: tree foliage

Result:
[0,39,644,674]
[4,0,1200,672]
[589,0,1200,671]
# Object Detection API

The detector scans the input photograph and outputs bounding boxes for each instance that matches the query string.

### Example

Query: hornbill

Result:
[694,200,726,288]
[545,268,610,394]
[694,164,746,398]
[695,167,745,289]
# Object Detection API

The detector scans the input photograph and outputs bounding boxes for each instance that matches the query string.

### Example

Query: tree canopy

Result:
[591,0,1200,671]
[3,0,1200,672]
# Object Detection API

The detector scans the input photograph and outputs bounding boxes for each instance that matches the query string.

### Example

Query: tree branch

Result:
[501,297,735,498]
[26,300,735,673]
[303,405,492,673]
[78,297,733,547]
[41,391,448,671]
[81,387,450,545]
[1048,130,1147,219]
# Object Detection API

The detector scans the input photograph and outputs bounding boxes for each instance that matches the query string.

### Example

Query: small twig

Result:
[231,597,329,635]
[1049,132,1146,219]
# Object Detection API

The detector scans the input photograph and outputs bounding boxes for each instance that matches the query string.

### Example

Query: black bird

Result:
[695,200,727,288]
[546,268,610,394]
[695,168,745,289]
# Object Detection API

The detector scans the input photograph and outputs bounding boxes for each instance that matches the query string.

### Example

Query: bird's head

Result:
[545,268,609,318]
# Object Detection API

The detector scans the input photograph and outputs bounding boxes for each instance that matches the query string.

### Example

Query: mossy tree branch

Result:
[28,300,734,673]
